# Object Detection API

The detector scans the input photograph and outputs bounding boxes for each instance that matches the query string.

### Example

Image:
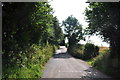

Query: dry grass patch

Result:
[99,47,109,53]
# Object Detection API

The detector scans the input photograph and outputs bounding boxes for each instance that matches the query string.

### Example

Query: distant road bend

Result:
[42,46,110,78]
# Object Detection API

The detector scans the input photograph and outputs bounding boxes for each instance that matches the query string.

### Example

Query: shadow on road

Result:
[53,53,72,59]
[80,67,111,78]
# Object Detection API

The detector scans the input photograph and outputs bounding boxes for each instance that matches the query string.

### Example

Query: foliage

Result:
[62,15,84,46]
[85,2,120,59]
[51,17,64,45]
[3,2,36,68]
[30,2,55,45]
[84,43,99,59]
[2,45,56,78]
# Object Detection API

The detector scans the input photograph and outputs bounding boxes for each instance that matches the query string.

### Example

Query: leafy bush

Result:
[95,46,99,56]
[84,43,99,59]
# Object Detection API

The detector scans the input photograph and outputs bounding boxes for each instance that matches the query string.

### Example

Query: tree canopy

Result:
[62,15,83,46]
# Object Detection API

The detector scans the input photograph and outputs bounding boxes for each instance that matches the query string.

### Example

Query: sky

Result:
[49,0,110,47]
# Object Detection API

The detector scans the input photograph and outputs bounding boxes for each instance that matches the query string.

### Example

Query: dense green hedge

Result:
[2,44,57,78]
[68,43,99,60]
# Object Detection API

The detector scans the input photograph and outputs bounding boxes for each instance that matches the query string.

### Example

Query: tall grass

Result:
[2,44,58,78]
[92,49,110,72]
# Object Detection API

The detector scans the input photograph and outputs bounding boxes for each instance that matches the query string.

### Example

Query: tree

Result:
[85,2,120,58]
[62,15,83,46]
[51,17,64,45]
[30,2,55,45]
[2,3,37,67]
